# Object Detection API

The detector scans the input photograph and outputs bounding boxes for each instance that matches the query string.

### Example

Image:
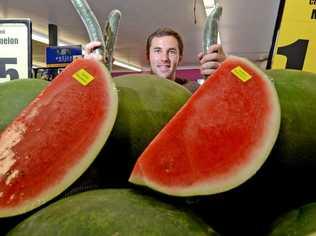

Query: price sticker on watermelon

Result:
[269,0,316,73]
[0,19,32,83]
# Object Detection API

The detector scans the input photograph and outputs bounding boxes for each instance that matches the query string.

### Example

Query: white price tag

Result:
[0,19,31,82]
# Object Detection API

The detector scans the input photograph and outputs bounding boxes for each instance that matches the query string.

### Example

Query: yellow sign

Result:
[270,0,316,73]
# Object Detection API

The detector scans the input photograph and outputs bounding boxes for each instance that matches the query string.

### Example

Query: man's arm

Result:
[84,41,226,79]
[198,44,226,77]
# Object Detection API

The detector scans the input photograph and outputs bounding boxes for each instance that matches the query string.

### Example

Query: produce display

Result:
[2,57,316,235]
[0,58,118,217]
[2,1,316,231]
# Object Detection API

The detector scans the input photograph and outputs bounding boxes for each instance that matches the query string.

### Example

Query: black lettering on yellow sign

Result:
[269,0,316,73]
[277,39,309,70]
[312,9,316,19]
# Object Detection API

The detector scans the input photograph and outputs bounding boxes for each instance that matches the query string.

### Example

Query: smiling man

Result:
[145,27,225,92]
[146,29,182,81]
[85,27,226,93]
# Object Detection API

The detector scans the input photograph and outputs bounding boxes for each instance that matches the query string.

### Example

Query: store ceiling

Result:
[0,0,281,71]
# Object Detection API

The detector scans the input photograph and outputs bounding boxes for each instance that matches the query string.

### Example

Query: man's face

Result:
[149,36,182,80]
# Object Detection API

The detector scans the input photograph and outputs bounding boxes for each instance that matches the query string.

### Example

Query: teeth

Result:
[159,65,170,70]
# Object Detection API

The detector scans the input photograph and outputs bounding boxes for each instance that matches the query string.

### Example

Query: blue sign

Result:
[46,45,82,67]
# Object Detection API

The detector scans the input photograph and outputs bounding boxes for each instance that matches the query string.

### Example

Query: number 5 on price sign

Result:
[0,19,32,82]
[268,0,316,73]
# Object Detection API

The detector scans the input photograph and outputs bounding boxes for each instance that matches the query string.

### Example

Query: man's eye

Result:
[153,49,161,53]
[169,50,177,55]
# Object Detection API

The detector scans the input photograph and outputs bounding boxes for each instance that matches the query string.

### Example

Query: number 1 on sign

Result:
[276,39,309,70]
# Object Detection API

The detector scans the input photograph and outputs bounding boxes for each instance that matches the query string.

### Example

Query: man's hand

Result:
[84,41,103,61]
[198,44,226,77]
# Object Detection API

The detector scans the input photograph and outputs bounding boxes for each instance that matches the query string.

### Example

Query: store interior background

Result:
[0,0,281,80]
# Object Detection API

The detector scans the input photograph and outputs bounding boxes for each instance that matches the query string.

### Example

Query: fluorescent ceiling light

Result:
[32,32,49,44]
[203,0,215,15]
[33,31,142,72]
[32,31,68,46]
[32,60,46,68]
[113,59,142,72]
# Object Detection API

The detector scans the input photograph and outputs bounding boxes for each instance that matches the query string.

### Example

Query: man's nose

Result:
[160,51,169,62]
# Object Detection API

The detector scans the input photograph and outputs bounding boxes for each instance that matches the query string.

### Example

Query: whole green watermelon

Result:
[95,74,191,186]
[7,189,219,236]
[268,201,316,236]
[250,69,316,234]
[0,79,49,132]
[263,69,316,209]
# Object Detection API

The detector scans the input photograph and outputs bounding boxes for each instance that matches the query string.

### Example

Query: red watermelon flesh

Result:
[0,58,118,217]
[129,56,280,197]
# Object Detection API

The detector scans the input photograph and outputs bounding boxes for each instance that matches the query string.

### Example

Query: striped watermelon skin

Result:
[7,189,218,236]
[0,79,49,132]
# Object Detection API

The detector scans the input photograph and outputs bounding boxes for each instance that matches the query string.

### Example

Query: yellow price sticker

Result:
[72,69,95,86]
[231,66,252,82]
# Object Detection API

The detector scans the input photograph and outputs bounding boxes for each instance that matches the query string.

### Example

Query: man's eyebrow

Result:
[151,46,178,52]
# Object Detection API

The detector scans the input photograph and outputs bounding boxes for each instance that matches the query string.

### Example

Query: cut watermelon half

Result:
[0,58,118,217]
[129,56,281,197]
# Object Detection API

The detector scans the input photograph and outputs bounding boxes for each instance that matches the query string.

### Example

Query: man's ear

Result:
[178,55,183,63]
[146,57,150,65]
